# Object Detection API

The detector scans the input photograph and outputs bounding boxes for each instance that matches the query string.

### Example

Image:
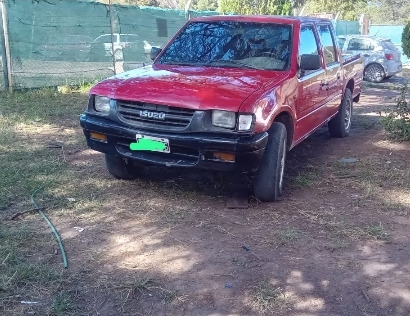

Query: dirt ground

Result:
[2,85,410,315]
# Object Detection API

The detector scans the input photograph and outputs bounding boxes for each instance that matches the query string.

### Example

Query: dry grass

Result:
[247,281,294,314]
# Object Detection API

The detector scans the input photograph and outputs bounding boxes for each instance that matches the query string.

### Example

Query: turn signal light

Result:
[90,132,107,143]
[213,152,235,162]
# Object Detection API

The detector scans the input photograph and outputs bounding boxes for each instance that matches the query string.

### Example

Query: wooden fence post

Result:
[0,0,12,92]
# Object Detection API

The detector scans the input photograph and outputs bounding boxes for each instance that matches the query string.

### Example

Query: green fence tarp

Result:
[335,20,360,36]
[2,0,217,90]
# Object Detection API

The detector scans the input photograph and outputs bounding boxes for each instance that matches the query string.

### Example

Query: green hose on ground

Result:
[30,185,68,269]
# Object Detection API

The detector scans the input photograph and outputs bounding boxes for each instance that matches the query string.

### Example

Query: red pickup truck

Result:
[80,15,363,202]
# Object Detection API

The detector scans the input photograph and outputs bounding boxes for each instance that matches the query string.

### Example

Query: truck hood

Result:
[90,64,288,112]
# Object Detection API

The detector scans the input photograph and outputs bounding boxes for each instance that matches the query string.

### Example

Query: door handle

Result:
[363,54,370,57]
[320,81,329,91]
[337,73,341,80]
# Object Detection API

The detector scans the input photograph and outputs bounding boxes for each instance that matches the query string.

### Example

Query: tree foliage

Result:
[304,0,366,21]
[403,21,410,58]
[355,0,410,24]
[381,84,410,141]
[178,0,218,11]
[218,0,292,15]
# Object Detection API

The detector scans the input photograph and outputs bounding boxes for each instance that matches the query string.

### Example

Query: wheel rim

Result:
[278,139,287,191]
[344,96,352,131]
[366,65,384,82]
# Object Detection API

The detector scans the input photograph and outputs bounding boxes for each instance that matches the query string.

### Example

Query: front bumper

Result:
[80,114,268,173]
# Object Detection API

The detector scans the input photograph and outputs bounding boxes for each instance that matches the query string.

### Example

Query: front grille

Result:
[117,100,196,130]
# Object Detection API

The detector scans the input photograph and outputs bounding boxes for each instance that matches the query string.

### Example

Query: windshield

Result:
[156,21,292,71]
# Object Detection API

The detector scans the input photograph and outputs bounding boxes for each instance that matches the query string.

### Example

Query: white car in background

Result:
[338,35,402,83]
[93,33,139,60]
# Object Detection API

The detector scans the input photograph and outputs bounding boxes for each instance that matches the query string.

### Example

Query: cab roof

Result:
[190,15,332,25]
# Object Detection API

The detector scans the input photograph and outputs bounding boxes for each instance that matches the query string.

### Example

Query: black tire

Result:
[253,122,287,202]
[328,88,352,138]
[364,63,385,83]
[105,154,139,180]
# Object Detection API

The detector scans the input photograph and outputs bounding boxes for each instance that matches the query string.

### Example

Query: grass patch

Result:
[327,219,390,246]
[49,290,77,316]
[248,281,293,314]
[364,222,389,240]
[269,228,302,249]
[381,84,410,141]
[0,89,92,315]
[0,223,62,306]
[0,88,88,209]
[331,157,410,208]
[286,160,322,188]
[126,276,155,294]
[288,168,320,188]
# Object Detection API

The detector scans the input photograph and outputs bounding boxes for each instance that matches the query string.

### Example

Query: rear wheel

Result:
[328,88,352,138]
[105,154,139,180]
[253,122,287,202]
[364,63,385,83]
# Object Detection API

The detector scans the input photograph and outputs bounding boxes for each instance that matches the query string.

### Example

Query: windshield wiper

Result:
[161,61,207,66]
[208,60,261,70]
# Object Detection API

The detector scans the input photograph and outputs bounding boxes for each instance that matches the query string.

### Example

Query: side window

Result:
[299,25,320,76]
[299,25,319,56]
[317,24,337,65]
[347,38,374,50]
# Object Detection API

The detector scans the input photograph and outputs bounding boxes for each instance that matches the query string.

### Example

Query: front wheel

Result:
[328,88,352,138]
[105,154,140,180]
[253,122,287,202]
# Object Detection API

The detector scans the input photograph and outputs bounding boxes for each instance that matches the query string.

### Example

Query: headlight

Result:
[238,114,253,131]
[212,110,236,129]
[94,96,111,113]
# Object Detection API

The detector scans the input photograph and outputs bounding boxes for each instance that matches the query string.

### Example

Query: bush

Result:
[403,21,410,58]
[381,84,410,141]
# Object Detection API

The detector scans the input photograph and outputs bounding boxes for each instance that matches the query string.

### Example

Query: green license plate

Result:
[130,134,170,153]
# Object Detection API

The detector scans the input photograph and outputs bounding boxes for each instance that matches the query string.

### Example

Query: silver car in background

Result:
[338,35,402,83]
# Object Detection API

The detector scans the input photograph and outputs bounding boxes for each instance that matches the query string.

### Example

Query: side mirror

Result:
[299,54,321,70]
[150,47,162,61]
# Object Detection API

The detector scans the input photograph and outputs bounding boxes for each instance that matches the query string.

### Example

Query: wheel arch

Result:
[346,78,354,94]
[273,111,294,150]
[364,62,385,72]
[364,62,386,80]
